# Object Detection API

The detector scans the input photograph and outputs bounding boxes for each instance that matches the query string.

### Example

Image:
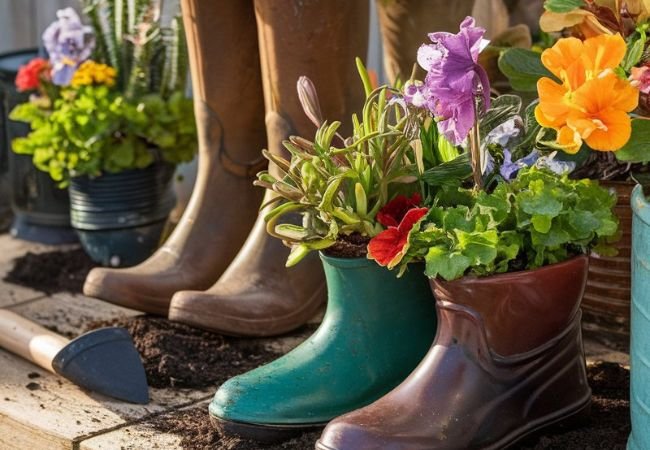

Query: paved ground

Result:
[0,233,631,450]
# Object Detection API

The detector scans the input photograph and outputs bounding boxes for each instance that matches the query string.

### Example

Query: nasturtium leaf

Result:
[425,247,471,281]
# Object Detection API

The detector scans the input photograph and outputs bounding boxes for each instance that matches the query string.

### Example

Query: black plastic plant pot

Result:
[69,163,176,267]
[0,48,77,244]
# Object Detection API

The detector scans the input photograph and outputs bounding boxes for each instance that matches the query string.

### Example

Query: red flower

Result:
[368,207,428,269]
[376,193,422,227]
[15,58,50,92]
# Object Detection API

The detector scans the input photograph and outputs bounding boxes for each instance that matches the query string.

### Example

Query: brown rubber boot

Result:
[376,0,476,83]
[83,0,268,315]
[167,0,369,336]
[317,255,592,450]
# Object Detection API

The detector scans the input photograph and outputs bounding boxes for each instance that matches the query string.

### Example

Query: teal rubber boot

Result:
[209,253,437,441]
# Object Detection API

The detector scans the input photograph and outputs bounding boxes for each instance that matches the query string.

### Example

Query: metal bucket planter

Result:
[0,48,76,244]
[629,184,650,450]
[582,180,633,349]
[69,163,176,267]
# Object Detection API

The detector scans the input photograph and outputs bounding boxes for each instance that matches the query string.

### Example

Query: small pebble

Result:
[25,382,40,391]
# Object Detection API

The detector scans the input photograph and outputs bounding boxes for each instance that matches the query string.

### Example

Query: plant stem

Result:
[469,95,483,190]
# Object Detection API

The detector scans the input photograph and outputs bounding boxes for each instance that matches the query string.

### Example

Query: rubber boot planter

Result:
[210,253,437,441]
[69,164,176,267]
[629,185,650,450]
[318,256,591,450]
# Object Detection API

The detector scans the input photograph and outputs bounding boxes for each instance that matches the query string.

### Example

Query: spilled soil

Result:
[84,316,315,390]
[4,248,96,295]
[87,313,629,449]
[146,361,630,450]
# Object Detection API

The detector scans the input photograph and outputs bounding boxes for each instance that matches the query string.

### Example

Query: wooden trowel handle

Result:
[0,310,69,373]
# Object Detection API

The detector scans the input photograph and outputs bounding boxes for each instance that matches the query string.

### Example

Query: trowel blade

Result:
[52,327,149,404]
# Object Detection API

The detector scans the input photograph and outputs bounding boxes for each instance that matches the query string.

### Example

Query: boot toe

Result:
[317,418,389,450]
[83,267,170,315]
[169,285,324,337]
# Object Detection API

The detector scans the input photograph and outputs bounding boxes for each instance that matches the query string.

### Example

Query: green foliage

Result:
[616,118,650,162]
[498,48,558,92]
[80,0,188,99]
[256,61,433,266]
[10,85,196,186]
[544,0,585,13]
[399,167,618,280]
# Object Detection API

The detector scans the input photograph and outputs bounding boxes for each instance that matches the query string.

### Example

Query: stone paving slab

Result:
[79,402,210,450]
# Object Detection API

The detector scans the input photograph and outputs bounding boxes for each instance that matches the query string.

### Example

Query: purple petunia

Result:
[414,16,491,145]
[42,8,95,86]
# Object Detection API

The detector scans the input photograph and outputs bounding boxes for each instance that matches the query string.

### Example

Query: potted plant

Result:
[498,0,650,346]
[9,4,197,267]
[0,48,77,243]
[318,16,619,449]
[204,62,473,440]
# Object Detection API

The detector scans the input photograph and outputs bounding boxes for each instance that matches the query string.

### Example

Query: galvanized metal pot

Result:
[69,163,176,267]
[628,184,650,450]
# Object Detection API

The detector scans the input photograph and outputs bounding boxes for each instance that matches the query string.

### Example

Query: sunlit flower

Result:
[535,33,638,153]
[413,16,491,145]
[368,207,428,269]
[70,61,117,88]
[15,58,50,92]
[42,8,95,86]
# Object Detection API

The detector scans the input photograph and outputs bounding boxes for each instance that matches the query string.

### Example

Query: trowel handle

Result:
[0,310,69,373]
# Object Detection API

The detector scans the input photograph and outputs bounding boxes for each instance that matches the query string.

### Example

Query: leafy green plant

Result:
[10,0,196,185]
[398,167,618,280]
[10,85,196,186]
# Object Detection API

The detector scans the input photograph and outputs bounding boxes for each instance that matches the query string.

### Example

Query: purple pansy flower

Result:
[482,117,523,176]
[42,8,95,86]
[415,16,491,145]
[500,149,539,180]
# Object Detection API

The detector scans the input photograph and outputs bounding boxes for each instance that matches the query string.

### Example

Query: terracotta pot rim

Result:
[432,254,589,287]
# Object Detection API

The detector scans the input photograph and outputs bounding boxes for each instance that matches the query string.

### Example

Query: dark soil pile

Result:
[85,316,296,389]
[322,233,369,259]
[521,361,630,450]
[145,361,630,449]
[4,248,97,295]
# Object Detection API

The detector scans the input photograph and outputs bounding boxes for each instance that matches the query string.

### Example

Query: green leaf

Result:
[480,95,522,137]
[498,48,558,92]
[455,229,499,265]
[544,0,585,13]
[616,119,650,162]
[425,247,471,281]
[622,31,646,71]
[531,214,553,233]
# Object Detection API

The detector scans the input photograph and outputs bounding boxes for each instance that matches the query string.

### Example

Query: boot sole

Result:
[315,397,591,450]
[210,415,326,444]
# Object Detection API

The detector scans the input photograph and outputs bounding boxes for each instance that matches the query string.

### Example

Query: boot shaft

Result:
[431,255,589,356]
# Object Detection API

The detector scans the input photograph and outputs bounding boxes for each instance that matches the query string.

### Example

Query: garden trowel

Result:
[0,310,149,404]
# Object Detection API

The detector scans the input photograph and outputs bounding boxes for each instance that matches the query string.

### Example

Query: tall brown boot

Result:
[83,0,267,315]
[167,0,369,336]
[317,256,592,450]
[376,0,476,83]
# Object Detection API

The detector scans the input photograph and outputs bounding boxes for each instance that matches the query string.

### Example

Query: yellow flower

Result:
[71,61,117,88]
[535,34,638,153]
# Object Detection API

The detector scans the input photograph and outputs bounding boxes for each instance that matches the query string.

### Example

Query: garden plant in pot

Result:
[318,17,619,449]
[499,0,650,346]
[9,3,197,267]
[207,62,479,441]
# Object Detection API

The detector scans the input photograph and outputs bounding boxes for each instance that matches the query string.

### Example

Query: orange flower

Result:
[535,34,638,152]
[566,73,639,151]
